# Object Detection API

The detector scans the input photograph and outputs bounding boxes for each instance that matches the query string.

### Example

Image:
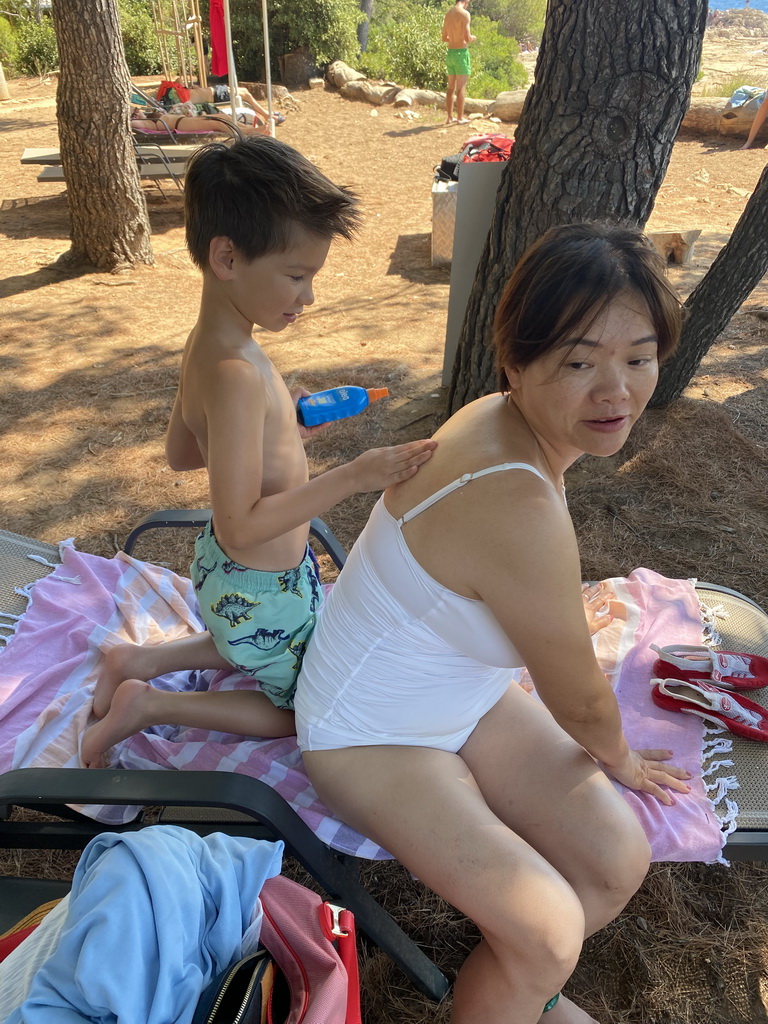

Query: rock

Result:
[468,112,484,119]
[488,89,529,122]
[326,60,367,88]
[462,97,494,115]
[393,87,444,107]
[241,81,293,104]
[308,78,324,90]
[279,48,315,89]
[340,79,400,105]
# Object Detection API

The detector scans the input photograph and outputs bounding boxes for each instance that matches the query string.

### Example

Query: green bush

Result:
[361,3,526,98]
[0,17,19,76]
[470,15,526,95]
[15,13,58,76]
[361,2,445,90]
[472,0,546,43]
[118,0,162,76]
[269,0,362,66]
[200,0,361,79]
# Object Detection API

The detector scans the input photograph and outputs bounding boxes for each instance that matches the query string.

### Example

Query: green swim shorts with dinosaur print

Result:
[191,520,323,710]
[446,47,471,76]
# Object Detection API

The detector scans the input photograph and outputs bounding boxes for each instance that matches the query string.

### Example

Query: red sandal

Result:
[651,677,768,742]
[650,643,768,691]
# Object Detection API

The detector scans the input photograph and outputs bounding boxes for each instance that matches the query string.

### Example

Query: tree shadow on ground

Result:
[0,190,186,262]
[1,117,58,132]
[387,233,450,284]
[0,194,70,241]
[0,265,92,301]
[384,122,455,138]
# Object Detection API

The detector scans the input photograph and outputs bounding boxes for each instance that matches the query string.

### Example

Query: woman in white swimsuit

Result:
[295,222,692,1024]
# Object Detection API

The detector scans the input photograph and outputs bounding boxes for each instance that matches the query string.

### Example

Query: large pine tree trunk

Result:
[52,0,153,270]
[447,0,707,415]
[651,161,768,406]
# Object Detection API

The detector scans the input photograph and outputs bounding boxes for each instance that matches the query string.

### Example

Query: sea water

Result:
[708,0,768,11]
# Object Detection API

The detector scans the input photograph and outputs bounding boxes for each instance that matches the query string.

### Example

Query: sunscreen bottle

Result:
[297,386,389,427]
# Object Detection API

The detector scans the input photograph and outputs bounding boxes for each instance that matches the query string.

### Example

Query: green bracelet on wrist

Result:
[543,993,560,1012]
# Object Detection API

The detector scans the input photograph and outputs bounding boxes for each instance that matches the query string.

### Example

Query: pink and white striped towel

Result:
[0,543,732,862]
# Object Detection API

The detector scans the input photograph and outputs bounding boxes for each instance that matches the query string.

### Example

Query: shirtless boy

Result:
[442,0,476,124]
[81,137,436,768]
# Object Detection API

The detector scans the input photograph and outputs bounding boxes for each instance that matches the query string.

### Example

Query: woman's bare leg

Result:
[303,685,650,1024]
[460,684,651,938]
[93,632,229,718]
[82,681,295,768]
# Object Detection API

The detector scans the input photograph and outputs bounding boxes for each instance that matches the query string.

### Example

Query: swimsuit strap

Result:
[398,462,550,526]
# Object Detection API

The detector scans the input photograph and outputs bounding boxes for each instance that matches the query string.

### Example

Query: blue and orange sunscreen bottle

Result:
[297,386,389,427]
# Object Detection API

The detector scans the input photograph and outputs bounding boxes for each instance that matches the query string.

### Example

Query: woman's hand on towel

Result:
[603,747,692,806]
[581,582,615,635]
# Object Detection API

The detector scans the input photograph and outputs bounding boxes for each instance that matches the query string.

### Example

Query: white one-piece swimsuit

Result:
[295,463,550,754]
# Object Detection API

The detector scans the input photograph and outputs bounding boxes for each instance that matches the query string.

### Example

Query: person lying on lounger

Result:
[130,108,269,136]
[187,82,286,126]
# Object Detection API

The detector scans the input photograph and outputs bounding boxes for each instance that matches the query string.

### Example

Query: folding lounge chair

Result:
[2,521,768,999]
[121,512,768,864]
[0,525,449,1001]
[129,114,244,194]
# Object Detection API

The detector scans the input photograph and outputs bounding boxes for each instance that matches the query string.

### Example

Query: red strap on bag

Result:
[261,875,362,1024]
[318,903,362,1024]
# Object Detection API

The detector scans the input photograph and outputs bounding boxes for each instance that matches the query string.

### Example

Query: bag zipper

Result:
[204,953,267,1024]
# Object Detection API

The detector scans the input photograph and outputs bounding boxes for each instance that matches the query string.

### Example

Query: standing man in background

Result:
[442,0,476,124]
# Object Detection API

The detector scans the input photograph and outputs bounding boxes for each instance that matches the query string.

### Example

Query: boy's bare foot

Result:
[93,643,151,719]
[82,678,156,768]
[537,994,601,1024]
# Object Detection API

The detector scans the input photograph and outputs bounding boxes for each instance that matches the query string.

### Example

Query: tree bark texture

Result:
[651,161,768,406]
[447,0,708,414]
[52,0,153,269]
[357,0,373,52]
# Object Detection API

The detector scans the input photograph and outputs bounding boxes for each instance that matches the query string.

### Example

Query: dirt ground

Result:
[2,23,768,1024]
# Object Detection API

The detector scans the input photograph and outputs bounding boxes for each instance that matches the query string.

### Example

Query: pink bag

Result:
[260,875,363,1024]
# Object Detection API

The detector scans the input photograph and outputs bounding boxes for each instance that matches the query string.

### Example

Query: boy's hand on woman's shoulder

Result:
[349,440,437,493]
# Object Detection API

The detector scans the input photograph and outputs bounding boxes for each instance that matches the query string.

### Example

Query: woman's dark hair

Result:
[184,136,360,270]
[492,222,683,390]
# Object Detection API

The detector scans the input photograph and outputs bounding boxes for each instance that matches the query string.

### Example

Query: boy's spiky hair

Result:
[184,136,360,269]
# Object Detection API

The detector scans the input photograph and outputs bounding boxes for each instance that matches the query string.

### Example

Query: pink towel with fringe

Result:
[0,544,729,862]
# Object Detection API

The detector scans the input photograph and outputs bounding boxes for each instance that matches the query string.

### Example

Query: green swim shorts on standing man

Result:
[442,0,476,124]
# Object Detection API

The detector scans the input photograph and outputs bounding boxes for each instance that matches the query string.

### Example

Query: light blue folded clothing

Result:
[3,826,283,1024]
[729,84,767,110]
